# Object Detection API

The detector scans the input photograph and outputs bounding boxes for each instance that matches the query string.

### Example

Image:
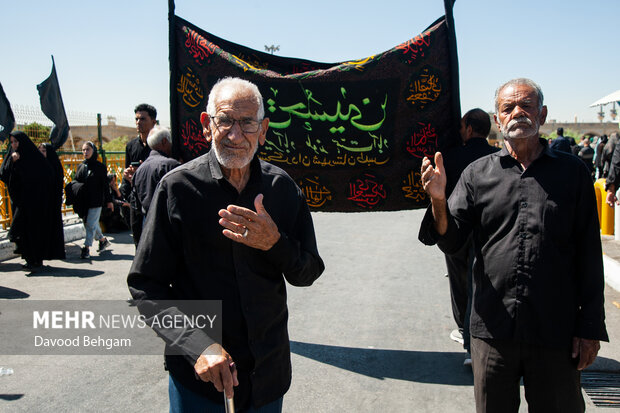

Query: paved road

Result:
[1,210,618,412]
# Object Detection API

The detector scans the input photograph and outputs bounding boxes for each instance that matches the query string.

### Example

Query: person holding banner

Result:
[440,108,499,365]
[128,77,324,412]
[38,143,66,260]
[419,78,607,412]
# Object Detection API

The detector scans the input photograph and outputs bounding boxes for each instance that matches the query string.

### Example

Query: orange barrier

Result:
[0,153,125,229]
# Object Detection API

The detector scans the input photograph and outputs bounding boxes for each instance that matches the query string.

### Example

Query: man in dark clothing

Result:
[549,126,571,153]
[419,78,607,412]
[132,125,180,225]
[441,108,499,363]
[121,103,156,246]
[595,135,608,178]
[577,136,595,179]
[127,77,324,412]
[605,132,620,206]
[603,132,619,178]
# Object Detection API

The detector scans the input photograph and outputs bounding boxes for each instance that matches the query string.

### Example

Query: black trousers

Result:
[130,205,143,247]
[471,337,584,413]
[445,235,473,330]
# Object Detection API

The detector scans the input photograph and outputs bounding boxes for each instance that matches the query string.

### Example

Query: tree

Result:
[21,122,51,146]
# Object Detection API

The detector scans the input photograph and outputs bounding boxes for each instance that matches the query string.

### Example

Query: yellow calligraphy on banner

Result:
[176,66,204,108]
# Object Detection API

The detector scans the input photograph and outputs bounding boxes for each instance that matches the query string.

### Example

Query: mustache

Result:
[505,117,533,130]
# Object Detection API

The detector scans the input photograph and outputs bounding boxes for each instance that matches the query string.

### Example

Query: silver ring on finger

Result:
[242,227,249,238]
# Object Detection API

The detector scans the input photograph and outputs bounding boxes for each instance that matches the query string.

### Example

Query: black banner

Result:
[169,4,460,211]
[37,56,70,149]
[0,81,15,142]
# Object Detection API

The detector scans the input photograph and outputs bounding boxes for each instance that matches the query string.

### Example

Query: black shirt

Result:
[443,137,500,197]
[124,136,151,168]
[419,139,608,349]
[549,136,571,153]
[578,145,595,172]
[132,150,180,214]
[120,136,151,198]
[127,150,324,409]
[605,140,620,190]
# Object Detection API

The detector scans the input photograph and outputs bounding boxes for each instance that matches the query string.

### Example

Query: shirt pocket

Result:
[542,193,574,250]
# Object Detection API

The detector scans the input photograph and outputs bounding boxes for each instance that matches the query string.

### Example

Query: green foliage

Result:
[103,135,130,152]
[548,128,581,140]
[21,123,51,146]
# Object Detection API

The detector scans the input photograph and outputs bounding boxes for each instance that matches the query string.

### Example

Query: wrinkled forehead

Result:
[214,89,259,115]
[498,84,539,105]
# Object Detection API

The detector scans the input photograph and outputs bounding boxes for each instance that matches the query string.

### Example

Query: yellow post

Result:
[595,178,614,235]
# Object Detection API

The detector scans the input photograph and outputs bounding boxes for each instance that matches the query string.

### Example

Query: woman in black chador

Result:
[76,141,112,259]
[0,131,55,269]
[39,142,66,259]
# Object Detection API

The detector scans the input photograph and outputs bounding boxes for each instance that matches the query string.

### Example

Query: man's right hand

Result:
[606,188,618,208]
[194,343,239,398]
[122,166,136,183]
[421,152,449,235]
[421,152,447,201]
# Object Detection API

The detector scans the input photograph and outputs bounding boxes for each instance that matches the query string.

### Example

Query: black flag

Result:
[169,2,460,212]
[37,56,70,149]
[0,81,15,142]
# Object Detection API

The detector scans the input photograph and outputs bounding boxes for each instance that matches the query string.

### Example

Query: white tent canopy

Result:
[590,90,620,107]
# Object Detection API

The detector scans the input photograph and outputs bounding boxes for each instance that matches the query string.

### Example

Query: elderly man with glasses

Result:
[128,77,324,413]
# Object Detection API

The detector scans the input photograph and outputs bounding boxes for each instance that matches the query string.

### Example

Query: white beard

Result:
[212,138,257,169]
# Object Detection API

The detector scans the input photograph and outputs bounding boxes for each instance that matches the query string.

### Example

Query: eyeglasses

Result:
[210,116,261,133]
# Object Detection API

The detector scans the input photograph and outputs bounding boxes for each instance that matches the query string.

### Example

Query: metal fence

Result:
[8,104,137,150]
[0,153,125,230]
[0,104,135,229]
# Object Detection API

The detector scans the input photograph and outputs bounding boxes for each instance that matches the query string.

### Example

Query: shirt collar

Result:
[206,149,262,184]
[499,137,556,159]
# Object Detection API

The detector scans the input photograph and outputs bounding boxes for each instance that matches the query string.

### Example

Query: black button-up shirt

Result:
[128,150,324,409]
[120,136,151,198]
[419,140,608,349]
[132,150,180,214]
[443,137,500,197]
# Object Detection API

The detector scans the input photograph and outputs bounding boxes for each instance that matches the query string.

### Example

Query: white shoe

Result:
[450,329,464,345]
[463,357,472,367]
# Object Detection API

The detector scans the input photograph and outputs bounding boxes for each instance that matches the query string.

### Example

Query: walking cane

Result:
[224,362,236,413]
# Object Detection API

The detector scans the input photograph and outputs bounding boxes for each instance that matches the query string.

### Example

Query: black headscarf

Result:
[41,142,64,197]
[40,142,66,259]
[84,141,99,163]
[2,131,59,263]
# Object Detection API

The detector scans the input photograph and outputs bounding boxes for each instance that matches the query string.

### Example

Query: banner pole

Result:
[443,0,461,140]
[168,0,180,160]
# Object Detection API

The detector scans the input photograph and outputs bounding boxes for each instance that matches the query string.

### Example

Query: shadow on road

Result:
[92,252,135,262]
[0,394,24,401]
[25,266,104,278]
[291,341,473,386]
[0,262,25,272]
[588,356,620,372]
[0,286,29,299]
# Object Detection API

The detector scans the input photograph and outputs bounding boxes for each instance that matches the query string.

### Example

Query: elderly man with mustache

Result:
[419,78,608,412]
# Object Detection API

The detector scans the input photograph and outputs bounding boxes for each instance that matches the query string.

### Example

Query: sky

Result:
[1,0,618,128]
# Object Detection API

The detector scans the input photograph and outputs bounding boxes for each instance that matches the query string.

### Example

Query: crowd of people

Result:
[547,127,620,181]
[0,76,614,413]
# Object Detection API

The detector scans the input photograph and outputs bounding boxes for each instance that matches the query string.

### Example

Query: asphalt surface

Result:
[0,209,619,412]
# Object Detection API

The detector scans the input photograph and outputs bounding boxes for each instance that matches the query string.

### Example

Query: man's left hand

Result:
[572,337,600,370]
[219,194,280,250]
